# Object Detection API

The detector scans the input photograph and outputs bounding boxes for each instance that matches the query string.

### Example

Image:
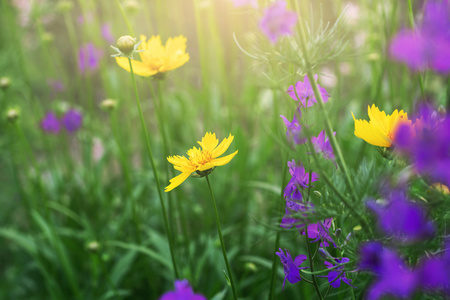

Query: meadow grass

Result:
[0,0,449,299]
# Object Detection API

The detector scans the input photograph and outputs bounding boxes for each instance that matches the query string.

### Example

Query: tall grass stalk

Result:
[127,57,179,278]
[268,151,289,300]
[205,174,238,300]
[293,7,365,228]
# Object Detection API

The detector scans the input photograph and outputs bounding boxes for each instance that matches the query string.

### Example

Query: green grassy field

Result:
[1,0,449,299]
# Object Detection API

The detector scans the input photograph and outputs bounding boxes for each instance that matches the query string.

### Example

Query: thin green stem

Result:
[295,13,362,218]
[323,285,333,299]
[407,0,425,99]
[406,0,415,29]
[305,156,323,300]
[205,175,238,300]
[268,151,289,300]
[304,227,323,300]
[127,58,179,278]
[114,0,135,36]
[305,137,373,235]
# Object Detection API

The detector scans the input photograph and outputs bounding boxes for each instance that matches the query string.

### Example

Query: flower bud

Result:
[57,0,74,12]
[116,35,137,56]
[6,108,20,123]
[123,0,141,14]
[100,98,118,111]
[0,77,11,90]
[86,241,100,253]
[244,262,258,272]
[429,182,450,195]
[313,191,322,198]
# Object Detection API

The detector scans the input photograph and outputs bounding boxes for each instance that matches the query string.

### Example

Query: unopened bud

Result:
[0,77,11,90]
[313,191,322,198]
[6,108,20,123]
[100,98,118,111]
[86,241,100,252]
[244,262,258,272]
[123,0,141,14]
[429,182,450,195]
[57,0,74,12]
[116,35,137,56]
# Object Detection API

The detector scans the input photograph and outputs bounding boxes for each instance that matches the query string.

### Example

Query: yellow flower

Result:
[352,104,411,147]
[115,35,189,77]
[165,132,238,192]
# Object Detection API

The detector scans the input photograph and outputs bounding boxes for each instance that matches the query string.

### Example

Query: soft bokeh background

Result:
[0,0,448,299]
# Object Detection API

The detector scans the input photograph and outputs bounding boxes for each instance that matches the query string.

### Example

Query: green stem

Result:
[323,285,333,299]
[268,152,289,300]
[295,13,360,215]
[114,0,135,36]
[305,227,323,300]
[407,0,425,99]
[205,175,238,300]
[305,156,323,300]
[127,58,179,278]
[305,136,373,235]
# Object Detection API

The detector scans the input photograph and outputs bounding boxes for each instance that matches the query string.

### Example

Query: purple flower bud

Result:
[40,112,60,134]
[286,75,329,108]
[366,192,435,243]
[259,1,297,44]
[159,279,206,300]
[62,109,83,133]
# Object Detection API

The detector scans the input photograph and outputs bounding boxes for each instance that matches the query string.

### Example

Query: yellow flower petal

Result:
[352,105,410,147]
[212,134,234,158]
[197,132,218,152]
[115,34,189,76]
[354,119,391,147]
[212,150,238,167]
[115,57,158,77]
[165,172,191,192]
[165,132,237,192]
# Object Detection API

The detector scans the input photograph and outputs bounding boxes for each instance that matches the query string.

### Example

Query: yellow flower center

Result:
[189,149,213,169]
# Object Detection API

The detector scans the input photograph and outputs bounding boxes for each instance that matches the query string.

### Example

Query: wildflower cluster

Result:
[40,109,83,134]
[277,74,356,293]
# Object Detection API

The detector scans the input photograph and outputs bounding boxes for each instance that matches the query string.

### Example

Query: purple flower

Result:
[320,257,356,289]
[41,112,60,134]
[283,159,319,199]
[311,130,335,161]
[359,242,418,300]
[389,1,450,73]
[395,112,450,188]
[304,218,336,248]
[286,75,329,108]
[417,240,450,294]
[62,109,83,133]
[366,191,434,242]
[101,23,115,44]
[229,0,258,8]
[280,200,313,230]
[78,43,102,74]
[159,279,206,300]
[280,108,306,145]
[259,1,297,44]
[275,248,308,290]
